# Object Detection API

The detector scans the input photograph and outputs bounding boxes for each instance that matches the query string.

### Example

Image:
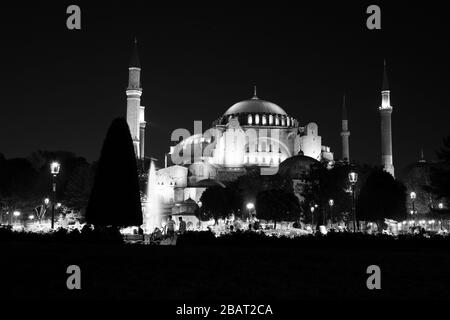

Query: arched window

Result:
[275,116,280,126]
[247,114,253,125]
[255,114,260,125]
[281,117,286,126]
[269,115,273,125]
[262,115,267,125]
[286,117,290,126]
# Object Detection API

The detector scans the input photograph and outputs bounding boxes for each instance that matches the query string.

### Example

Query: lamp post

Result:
[328,199,334,227]
[50,161,61,229]
[310,206,315,227]
[410,192,416,225]
[348,171,358,232]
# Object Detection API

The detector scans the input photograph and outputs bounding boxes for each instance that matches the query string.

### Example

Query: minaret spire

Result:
[379,60,395,177]
[419,147,426,163]
[342,94,347,120]
[382,59,389,91]
[340,94,350,162]
[129,37,141,68]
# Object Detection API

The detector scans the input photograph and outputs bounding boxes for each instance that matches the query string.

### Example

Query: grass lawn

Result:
[1,241,449,300]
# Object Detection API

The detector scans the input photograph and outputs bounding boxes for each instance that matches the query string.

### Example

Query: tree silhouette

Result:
[356,169,407,227]
[86,118,142,228]
[256,189,300,228]
[428,136,450,201]
[63,162,93,211]
[199,186,240,223]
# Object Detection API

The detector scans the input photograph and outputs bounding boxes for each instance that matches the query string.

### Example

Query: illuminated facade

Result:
[157,87,334,206]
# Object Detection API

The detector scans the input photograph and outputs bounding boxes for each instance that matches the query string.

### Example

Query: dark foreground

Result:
[1,240,449,300]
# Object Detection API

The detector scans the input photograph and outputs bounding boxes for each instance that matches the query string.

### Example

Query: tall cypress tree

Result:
[86,118,143,227]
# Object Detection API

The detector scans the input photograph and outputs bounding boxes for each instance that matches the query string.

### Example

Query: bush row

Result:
[176,230,450,249]
[0,225,123,244]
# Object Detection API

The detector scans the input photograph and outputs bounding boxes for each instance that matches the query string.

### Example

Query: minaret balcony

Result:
[126,89,143,96]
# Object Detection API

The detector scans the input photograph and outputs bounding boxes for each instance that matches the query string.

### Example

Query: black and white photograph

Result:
[1,1,450,312]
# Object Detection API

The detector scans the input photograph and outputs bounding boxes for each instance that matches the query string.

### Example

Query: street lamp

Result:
[13,211,20,225]
[438,203,444,210]
[348,171,358,232]
[50,161,61,229]
[310,206,315,226]
[328,199,334,227]
[44,198,50,205]
[246,202,255,220]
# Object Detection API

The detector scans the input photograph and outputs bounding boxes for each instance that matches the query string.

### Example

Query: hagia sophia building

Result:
[125,40,395,223]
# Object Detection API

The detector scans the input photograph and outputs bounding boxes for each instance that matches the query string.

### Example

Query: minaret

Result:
[379,60,395,177]
[126,38,146,159]
[340,95,350,162]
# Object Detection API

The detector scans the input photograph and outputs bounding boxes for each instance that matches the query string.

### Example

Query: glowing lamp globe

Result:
[246,203,254,210]
[348,172,358,184]
[50,161,61,176]
[410,192,416,200]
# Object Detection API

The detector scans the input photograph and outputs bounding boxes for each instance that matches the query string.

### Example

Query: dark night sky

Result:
[1,2,449,178]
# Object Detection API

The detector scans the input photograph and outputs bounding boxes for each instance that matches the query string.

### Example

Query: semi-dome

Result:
[189,178,226,188]
[224,96,287,116]
[278,154,323,179]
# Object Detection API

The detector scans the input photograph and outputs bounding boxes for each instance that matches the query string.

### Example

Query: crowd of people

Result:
[147,215,187,244]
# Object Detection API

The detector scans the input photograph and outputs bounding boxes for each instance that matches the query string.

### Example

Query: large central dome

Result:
[224,95,287,116]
